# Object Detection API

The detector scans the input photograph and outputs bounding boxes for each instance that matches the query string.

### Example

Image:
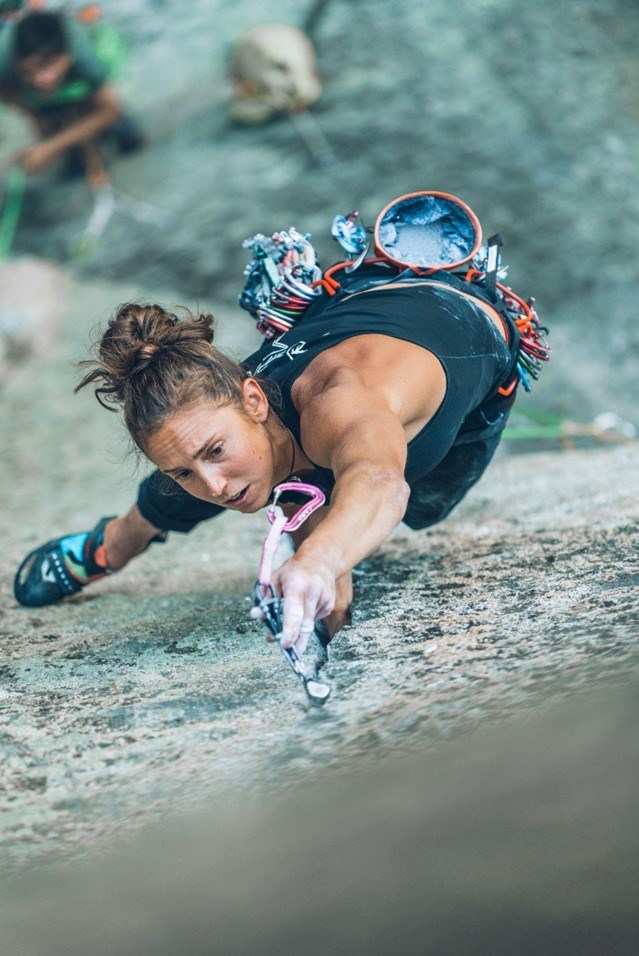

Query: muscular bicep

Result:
[299,378,408,480]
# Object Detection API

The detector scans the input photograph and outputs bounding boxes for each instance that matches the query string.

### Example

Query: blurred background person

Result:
[0,6,143,188]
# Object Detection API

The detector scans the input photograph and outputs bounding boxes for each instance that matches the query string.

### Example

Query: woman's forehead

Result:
[145,401,238,459]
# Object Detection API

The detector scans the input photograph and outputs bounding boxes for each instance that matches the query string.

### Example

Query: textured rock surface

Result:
[0,274,637,870]
[0,1,637,944]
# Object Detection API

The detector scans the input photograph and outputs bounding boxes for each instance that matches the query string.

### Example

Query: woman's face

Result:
[144,381,281,513]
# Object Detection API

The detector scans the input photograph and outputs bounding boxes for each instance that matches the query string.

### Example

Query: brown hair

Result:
[76,303,276,449]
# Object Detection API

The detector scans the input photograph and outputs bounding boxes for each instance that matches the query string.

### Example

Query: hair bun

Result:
[75,302,263,450]
[102,303,217,384]
[137,343,159,360]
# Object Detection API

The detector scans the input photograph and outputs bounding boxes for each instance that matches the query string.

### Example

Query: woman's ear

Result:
[241,377,269,422]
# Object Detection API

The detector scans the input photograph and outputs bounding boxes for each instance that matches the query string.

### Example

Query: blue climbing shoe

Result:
[14,516,116,608]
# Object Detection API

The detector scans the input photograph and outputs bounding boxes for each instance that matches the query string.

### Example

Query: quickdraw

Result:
[331,210,368,257]
[240,229,322,339]
[252,481,331,706]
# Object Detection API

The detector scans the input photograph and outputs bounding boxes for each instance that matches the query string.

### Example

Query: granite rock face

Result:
[0,274,638,870]
[0,2,637,939]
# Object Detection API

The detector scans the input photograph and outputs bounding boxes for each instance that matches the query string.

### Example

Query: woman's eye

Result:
[208,444,224,459]
[176,471,191,482]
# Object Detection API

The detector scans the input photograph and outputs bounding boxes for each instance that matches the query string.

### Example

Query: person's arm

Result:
[273,369,411,650]
[17,84,122,175]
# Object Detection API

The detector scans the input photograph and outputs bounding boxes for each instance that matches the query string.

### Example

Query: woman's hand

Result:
[272,553,336,656]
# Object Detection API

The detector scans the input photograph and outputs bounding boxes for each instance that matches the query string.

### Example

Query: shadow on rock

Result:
[2,676,638,956]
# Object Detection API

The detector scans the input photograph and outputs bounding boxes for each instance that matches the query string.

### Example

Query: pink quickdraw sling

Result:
[257,481,326,590]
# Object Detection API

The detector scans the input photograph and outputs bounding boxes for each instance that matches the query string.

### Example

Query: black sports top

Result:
[244,279,516,488]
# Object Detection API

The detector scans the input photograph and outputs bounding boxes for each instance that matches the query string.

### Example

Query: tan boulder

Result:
[229,23,322,125]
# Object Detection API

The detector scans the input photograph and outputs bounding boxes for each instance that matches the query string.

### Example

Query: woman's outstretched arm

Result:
[273,368,411,650]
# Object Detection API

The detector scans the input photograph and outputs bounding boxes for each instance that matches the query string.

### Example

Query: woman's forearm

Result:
[296,463,410,578]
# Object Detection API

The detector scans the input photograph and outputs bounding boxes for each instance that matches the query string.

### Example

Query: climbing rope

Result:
[0,167,26,259]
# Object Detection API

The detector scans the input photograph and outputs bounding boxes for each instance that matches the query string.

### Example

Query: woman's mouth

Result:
[226,485,250,507]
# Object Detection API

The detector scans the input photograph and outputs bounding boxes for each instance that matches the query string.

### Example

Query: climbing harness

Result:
[239,190,551,393]
[464,259,549,394]
[252,481,331,706]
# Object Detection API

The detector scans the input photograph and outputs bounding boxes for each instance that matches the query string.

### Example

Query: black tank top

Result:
[243,280,515,487]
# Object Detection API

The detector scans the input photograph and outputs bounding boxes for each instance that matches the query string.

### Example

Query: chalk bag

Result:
[374,191,482,273]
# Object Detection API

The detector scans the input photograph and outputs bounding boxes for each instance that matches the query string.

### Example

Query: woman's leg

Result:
[402,435,502,530]
[403,390,515,530]
[103,504,162,569]
[14,470,225,607]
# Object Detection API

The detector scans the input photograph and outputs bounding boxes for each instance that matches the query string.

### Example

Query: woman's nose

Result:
[200,467,227,500]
